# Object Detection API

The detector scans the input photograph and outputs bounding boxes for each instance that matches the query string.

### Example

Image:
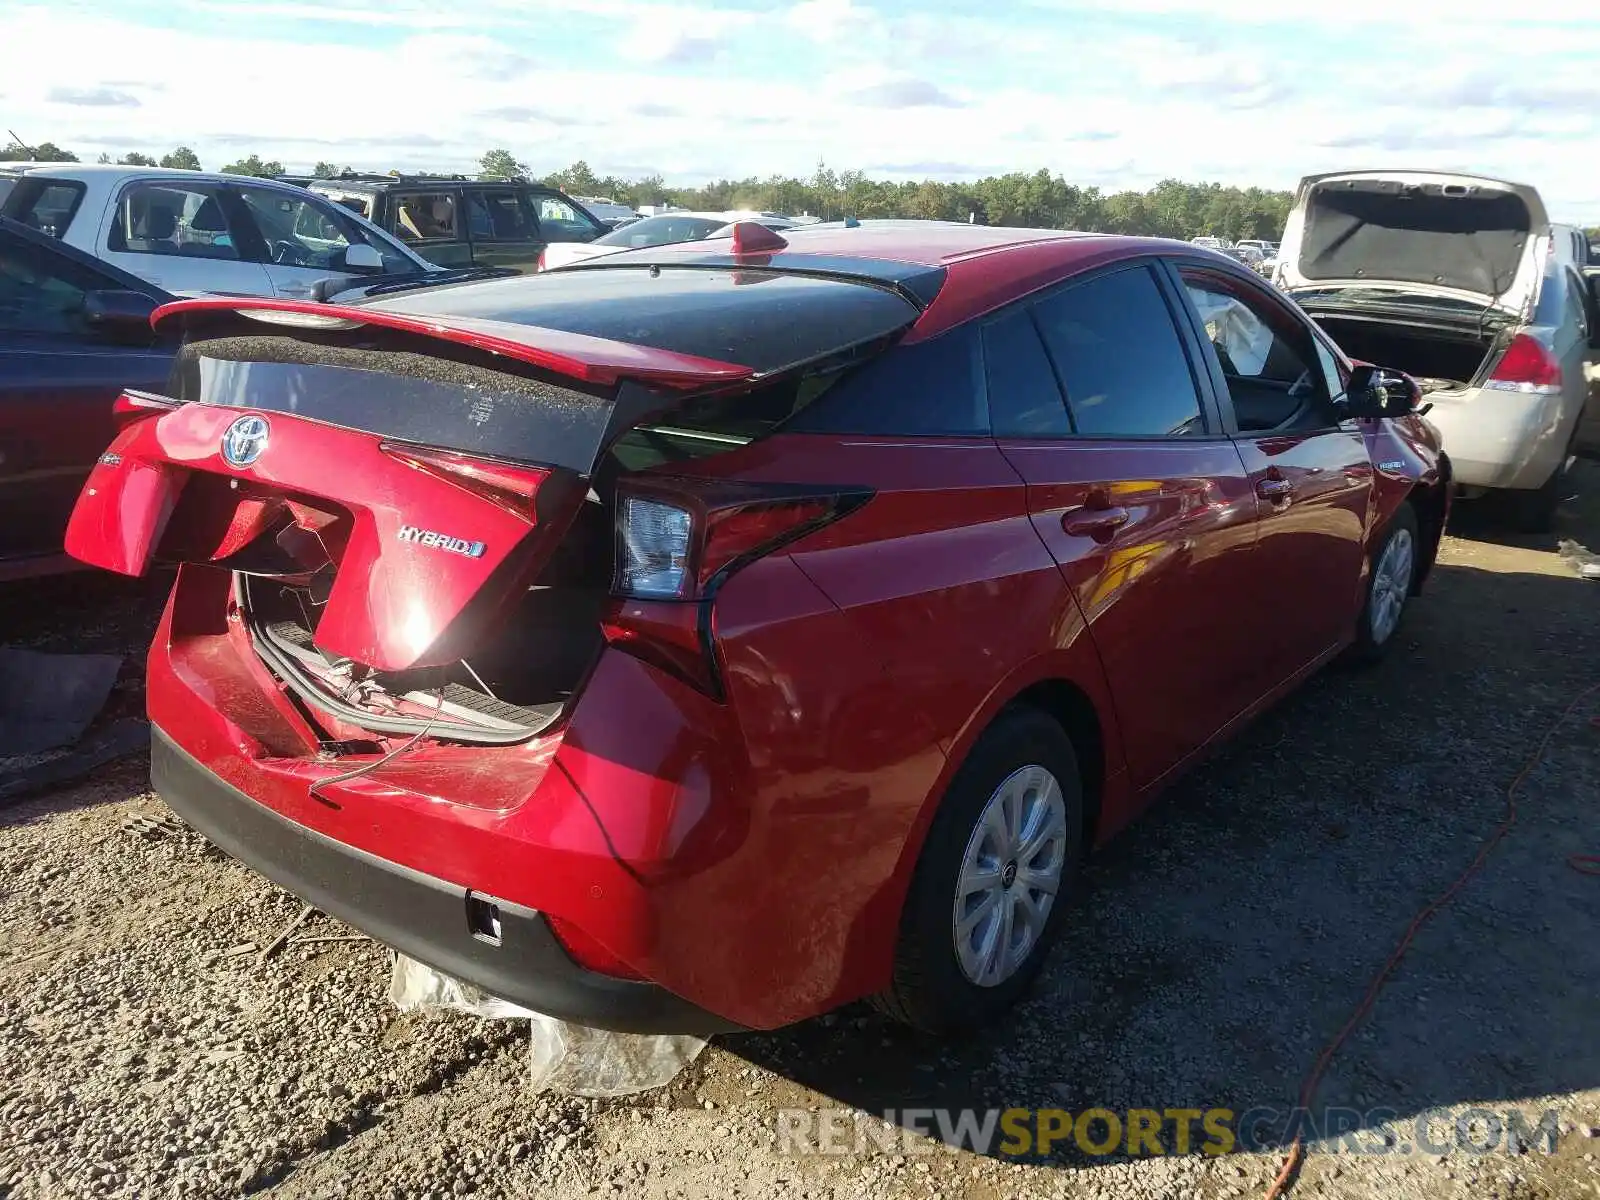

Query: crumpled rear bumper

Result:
[150,725,741,1035]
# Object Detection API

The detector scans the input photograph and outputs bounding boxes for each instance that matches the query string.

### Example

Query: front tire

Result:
[871,709,1084,1034]
[1347,501,1419,665]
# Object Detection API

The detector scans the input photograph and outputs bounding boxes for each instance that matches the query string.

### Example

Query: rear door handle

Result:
[1063,506,1130,539]
[1255,477,1294,502]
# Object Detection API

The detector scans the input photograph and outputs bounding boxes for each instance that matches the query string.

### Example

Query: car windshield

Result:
[593,215,725,248]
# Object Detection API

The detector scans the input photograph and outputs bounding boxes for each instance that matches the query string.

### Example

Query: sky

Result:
[3,0,1599,222]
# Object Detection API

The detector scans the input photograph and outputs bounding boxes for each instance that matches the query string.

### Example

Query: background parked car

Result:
[0,164,434,298]
[0,216,172,580]
[305,173,607,272]
[572,196,639,227]
[538,211,796,270]
[1279,169,1600,530]
[1235,238,1279,258]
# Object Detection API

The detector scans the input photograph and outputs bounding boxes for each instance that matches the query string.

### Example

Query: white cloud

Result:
[784,0,883,43]
[4,2,1599,222]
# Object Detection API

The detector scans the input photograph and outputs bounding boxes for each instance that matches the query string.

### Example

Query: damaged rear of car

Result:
[1278,170,1599,529]
[64,262,932,1033]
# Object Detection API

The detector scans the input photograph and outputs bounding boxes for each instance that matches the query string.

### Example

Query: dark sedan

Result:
[0,216,173,580]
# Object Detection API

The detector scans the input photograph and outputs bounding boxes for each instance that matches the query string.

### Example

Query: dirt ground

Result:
[2,465,1599,1200]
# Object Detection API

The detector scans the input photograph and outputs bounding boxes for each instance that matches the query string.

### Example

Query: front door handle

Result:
[1063,505,1130,539]
[1255,477,1295,502]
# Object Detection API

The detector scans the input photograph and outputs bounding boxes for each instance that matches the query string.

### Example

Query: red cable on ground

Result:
[1263,685,1600,1200]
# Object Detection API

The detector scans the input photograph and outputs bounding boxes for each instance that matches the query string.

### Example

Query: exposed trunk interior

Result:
[237,416,774,745]
[242,487,616,741]
[1309,313,1497,392]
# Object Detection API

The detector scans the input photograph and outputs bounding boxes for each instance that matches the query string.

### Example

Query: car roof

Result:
[418,220,1213,339]
[2,163,310,190]
[308,176,569,193]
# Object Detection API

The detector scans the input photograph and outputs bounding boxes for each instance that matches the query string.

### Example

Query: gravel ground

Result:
[3,466,1599,1200]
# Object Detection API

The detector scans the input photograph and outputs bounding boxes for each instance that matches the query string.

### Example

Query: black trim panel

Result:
[150,726,741,1035]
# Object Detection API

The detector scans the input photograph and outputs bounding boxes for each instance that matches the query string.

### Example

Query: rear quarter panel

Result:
[629,433,1125,1021]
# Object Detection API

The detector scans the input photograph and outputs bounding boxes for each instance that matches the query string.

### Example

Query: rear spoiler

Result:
[150,297,758,392]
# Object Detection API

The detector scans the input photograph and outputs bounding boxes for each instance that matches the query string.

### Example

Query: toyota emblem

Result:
[221,414,270,468]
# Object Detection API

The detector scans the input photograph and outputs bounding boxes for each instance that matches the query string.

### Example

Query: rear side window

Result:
[393,192,460,243]
[787,327,986,436]
[983,308,1070,437]
[109,182,241,260]
[467,190,537,242]
[1031,266,1205,438]
[4,179,85,238]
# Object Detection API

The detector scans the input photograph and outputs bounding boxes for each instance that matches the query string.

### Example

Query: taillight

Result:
[379,442,550,522]
[615,496,694,598]
[612,486,866,601]
[604,480,871,694]
[536,249,548,272]
[1486,334,1562,394]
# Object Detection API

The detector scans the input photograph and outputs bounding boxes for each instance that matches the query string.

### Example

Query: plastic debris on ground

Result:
[1557,539,1600,581]
[389,953,708,1097]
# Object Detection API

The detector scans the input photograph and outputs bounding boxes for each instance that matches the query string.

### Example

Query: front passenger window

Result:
[1180,272,1332,433]
[0,246,88,334]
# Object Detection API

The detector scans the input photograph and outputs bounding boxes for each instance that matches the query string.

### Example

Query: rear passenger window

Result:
[1031,266,1205,438]
[984,308,1070,437]
[109,182,241,260]
[788,327,987,436]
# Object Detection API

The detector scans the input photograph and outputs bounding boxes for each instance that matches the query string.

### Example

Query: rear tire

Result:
[1347,501,1419,665]
[871,708,1084,1035]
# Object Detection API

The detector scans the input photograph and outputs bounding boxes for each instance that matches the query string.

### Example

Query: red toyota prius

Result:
[66,221,1449,1035]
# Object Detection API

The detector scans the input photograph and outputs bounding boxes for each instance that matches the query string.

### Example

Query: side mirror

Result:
[1344,363,1421,419]
[82,289,159,338]
[340,243,384,272]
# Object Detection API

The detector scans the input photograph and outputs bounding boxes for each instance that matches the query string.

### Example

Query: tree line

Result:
[7,139,1596,243]
[488,151,1296,243]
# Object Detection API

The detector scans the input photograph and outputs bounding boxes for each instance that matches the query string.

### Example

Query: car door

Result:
[99,178,274,296]
[228,182,418,298]
[0,227,171,568]
[462,188,547,272]
[388,188,472,268]
[987,262,1263,791]
[1168,261,1374,677]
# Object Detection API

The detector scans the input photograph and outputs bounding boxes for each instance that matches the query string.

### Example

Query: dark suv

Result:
[302,174,606,273]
